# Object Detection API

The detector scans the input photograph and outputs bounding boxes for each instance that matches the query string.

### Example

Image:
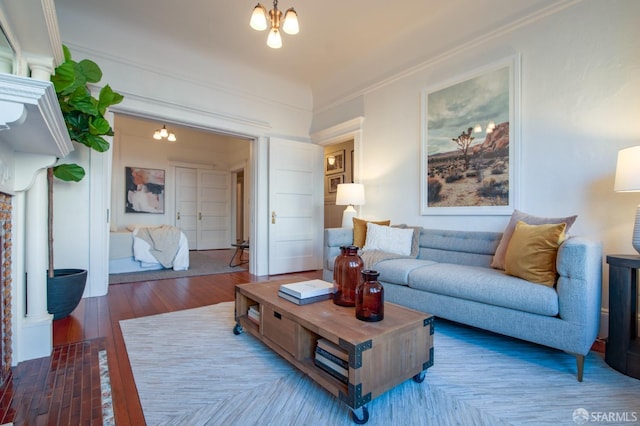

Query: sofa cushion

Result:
[353,218,390,248]
[363,223,414,256]
[491,209,577,270]
[407,263,559,316]
[504,221,567,287]
[418,229,501,267]
[374,258,437,286]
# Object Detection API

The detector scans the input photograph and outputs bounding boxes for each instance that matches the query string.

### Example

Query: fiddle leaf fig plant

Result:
[51,45,123,182]
[47,45,123,277]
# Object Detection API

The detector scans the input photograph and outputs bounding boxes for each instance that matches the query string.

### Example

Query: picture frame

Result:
[327,174,344,193]
[420,55,520,215]
[325,150,345,175]
[125,166,166,214]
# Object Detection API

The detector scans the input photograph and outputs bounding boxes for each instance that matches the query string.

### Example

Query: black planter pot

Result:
[47,269,87,320]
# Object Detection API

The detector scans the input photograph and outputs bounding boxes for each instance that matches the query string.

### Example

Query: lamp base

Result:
[342,205,357,228]
[633,205,640,255]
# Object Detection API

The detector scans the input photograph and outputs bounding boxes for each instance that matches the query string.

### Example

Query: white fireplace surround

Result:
[0,0,73,364]
[0,73,73,364]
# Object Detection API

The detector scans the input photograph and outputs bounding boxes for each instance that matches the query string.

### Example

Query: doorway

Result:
[323,139,355,229]
[112,114,251,249]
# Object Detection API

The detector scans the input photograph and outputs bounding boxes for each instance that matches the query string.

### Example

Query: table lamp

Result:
[336,183,365,228]
[614,146,640,254]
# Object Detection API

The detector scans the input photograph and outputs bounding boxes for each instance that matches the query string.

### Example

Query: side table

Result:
[605,255,640,379]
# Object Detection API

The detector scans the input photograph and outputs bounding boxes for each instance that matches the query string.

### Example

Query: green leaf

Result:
[53,163,86,182]
[51,62,76,94]
[83,134,111,152]
[97,85,124,115]
[78,59,102,83]
[62,45,72,62]
[68,87,99,116]
[65,110,89,130]
[89,117,112,136]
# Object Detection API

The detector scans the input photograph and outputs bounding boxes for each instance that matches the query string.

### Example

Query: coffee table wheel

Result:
[233,323,243,335]
[351,405,369,424]
[413,371,426,383]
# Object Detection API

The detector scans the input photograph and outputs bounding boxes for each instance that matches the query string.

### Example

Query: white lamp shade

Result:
[250,4,268,31]
[282,8,299,35]
[267,28,282,48]
[614,146,640,192]
[336,183,365,206]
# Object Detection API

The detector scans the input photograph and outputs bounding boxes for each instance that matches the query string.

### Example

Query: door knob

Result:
[177,212,181,220]
[272,211,276,224]
[199,212,202,220]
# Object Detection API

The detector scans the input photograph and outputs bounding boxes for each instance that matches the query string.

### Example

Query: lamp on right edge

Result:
[336,183,365,228]
[614,145,640,254]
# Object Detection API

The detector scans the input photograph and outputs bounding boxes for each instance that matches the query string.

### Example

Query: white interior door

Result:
[268,138,323,275]
[175,167,198,250]
[197,170,230,249]
[175,167,230,250]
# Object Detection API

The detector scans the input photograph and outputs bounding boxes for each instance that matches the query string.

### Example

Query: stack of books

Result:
[278,279,334,305]
[314,338,349,384]
[247,304,260,324]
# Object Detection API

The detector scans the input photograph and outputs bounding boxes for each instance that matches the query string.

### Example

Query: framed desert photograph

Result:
[125,166,166,213]
[420,56,520,215]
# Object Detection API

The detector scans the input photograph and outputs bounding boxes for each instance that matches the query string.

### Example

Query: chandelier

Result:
[250,1,299,49]
[153,125,177,142]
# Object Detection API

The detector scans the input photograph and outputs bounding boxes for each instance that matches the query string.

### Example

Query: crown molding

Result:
[110,90,272,136]
[311,117,364,146]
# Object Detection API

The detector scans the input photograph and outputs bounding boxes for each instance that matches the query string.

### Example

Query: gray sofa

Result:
[323,227,603,381]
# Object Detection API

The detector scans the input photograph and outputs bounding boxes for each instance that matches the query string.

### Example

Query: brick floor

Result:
[0,338,107,425]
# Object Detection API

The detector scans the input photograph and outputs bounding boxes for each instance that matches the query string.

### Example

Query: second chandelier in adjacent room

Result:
[153,125,177,142]
[250,1,299,49]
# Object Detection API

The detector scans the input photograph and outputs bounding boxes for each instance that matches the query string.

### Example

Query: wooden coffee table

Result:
[233,280,434,424]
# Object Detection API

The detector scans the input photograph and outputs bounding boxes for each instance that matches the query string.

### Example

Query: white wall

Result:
[312,0,640,328]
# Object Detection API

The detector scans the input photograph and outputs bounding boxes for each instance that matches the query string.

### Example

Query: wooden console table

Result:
[234,280,433,423]
[605,255,640,379]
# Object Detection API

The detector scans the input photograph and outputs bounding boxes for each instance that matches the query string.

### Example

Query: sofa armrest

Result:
[324,227,354,271]
[556,237,603,337]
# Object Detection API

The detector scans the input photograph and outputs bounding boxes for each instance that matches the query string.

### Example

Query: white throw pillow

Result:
[363,222,414,256]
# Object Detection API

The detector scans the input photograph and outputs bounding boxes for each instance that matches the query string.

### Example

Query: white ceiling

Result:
[54,0,571,107]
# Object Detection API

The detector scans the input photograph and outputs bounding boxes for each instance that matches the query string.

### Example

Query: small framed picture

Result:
[327,174,344,193]
[325,150,345,175]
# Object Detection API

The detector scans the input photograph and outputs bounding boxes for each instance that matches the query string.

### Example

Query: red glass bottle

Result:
[356,270,384,322]
[333,245,363,307]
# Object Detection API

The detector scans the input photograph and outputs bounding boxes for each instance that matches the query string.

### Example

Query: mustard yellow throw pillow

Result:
[491,209,577,270]
[504,221,567,287]
[353,218,391,248]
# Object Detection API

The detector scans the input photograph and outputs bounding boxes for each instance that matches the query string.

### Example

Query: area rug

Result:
[120,302,640,425]
[109,251,246,284]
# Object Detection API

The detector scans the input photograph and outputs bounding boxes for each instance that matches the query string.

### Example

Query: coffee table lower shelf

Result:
[234,281,434,424]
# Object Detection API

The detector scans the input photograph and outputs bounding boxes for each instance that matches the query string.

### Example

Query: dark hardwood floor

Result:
[1,249,322,425]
